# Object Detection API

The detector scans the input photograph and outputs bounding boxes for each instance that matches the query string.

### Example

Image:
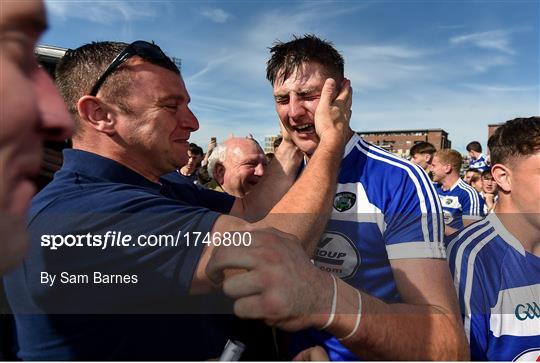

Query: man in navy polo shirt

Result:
[3,41,352,360]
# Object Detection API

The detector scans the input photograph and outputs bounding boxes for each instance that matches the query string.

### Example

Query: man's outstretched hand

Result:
[205,228,332,331]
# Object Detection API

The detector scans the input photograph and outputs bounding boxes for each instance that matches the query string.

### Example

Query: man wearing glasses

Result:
[3,41,352,359]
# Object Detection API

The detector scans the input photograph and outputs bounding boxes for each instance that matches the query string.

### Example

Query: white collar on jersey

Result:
[344,132,361,159]
[444,177,462,192]
[486,212,526,256]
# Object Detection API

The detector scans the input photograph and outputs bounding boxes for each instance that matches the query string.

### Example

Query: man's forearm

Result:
[316,279,469,360]
[255,134,350,253]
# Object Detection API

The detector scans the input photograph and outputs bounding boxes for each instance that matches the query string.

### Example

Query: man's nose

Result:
[254,163,265,177]
[182,107,199,132]
[287,96,305,120]
[34,67,74,141]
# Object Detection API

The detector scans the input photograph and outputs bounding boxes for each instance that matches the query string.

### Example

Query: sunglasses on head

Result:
[89,40,178,96]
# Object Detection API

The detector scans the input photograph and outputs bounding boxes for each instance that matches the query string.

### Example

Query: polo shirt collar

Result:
[62,149,162,191]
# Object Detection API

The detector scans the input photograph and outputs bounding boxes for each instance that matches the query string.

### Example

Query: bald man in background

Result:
[207,137,267,197]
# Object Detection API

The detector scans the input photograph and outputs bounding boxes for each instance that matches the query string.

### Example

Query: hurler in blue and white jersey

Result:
[434,179,485,231]
[447,213,540,361]
[469,153,489,173]
[299,134,446,360]
[431,149,485,237]
[266,35,468,361]
[448,117,540,361]
[466,141,490,173]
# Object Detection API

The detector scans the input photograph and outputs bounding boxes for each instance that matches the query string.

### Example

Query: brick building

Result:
[357,128,451,157]
[263,135,280,153]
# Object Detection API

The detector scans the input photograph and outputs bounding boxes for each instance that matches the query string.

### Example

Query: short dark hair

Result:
[266,34,344,86]
[488,117,540,165]
[410,141,436,157]
[56,41,179,138]
[188,143,203,156]
[466,141,482,153]
[481,169,493,179]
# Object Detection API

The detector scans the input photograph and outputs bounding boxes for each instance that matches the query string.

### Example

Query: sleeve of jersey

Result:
[449,241,490,361]
[383,169,445,259]
[461,189,485,220]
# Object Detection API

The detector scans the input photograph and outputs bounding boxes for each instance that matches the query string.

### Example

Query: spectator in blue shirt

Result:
[3,40,352,360]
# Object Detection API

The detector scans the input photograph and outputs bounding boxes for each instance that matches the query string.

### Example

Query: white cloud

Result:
[462,84,539,93]
[341,44,432,90]
[463,55,513,73]
[45,0,158,23]
[450,29,515,54]
[345,45,426,60]
[246,2,370,46]
[200,8,230,24]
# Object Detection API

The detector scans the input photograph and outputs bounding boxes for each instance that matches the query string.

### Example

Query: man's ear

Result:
[214,163,225,185]
[491,164,512,193]
[444,163,452,174]
[77,96,116,136]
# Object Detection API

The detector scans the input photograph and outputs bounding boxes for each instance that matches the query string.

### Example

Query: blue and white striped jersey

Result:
[434,179,485,231]
[447,213,540,361]
[297,134,445,361]
[469,154,489,172]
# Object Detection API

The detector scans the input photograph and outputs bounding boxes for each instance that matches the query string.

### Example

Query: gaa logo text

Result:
[514,302,540,321]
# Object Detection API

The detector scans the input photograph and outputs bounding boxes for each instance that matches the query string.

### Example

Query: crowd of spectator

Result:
[1,1,539,361]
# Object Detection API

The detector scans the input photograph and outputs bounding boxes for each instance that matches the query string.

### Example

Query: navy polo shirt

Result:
[4,149,235,360]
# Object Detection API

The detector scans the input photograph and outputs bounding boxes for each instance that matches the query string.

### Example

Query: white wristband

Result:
[320,274,337,330]
[338,289,362,341]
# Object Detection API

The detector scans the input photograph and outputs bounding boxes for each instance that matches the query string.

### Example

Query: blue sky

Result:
[42,0,539,153]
